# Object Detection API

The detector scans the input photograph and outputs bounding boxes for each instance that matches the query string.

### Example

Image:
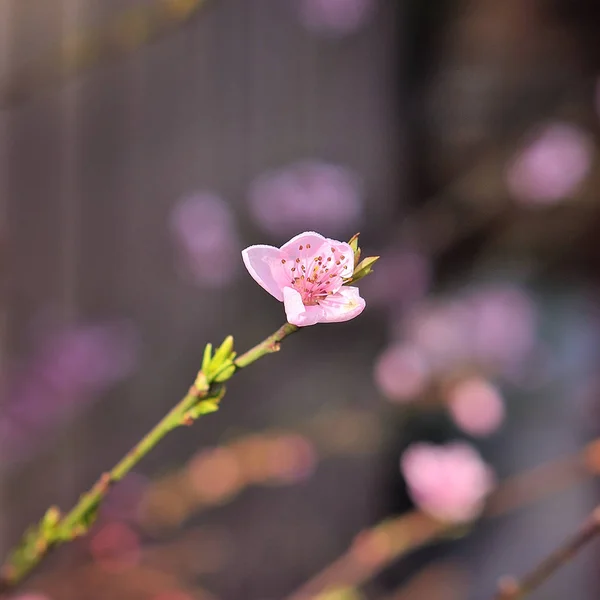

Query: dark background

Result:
[1,1,600,599]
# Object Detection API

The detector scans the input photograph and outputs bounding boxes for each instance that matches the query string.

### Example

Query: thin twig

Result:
[494,506,600,600]
[0,322,297,593]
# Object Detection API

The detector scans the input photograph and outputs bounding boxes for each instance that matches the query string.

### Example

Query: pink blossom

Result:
[446,376,505,437]
[170,193,239,288]
[297,0,375,35]
[400,442,495,523]
[248,161,363,237]
[374,343,429,403]
[506,122,593,205]
[401,301,473,370]
[242,231,365,326]
[467,285,536,373]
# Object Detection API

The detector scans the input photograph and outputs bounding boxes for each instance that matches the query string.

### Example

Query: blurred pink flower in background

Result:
[296,0,375,35]
[467,285,536,375]
[401,300,472,371]
[373,343,429,403]
[89,521,141,572]
[263,433,317,483]
[362,249,431,312]
[0,320,138,466]
[400,442,495,523]
[8,595,51,600]
[242,231,365,326]
[446,376,505,437]
[391,284,537,380]
[248,161,363,237]
[506,122,593,205]
[169,192,240,288]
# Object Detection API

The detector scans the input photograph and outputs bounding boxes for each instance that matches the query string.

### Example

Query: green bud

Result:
[213,363,236,383]
[202,343,213,373]
[212,335,234,367]
[42,506,61,531]
[196,400,220,415]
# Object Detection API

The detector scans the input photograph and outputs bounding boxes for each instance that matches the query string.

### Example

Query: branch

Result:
[0,322,298,593]
[494,506,600,600]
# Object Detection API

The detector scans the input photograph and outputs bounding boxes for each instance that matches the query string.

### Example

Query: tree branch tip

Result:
[590,506,600,525]
[497,575,520,598]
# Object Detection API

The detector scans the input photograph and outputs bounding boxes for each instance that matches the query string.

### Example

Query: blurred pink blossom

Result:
[401,301,473,371]
[506,122,593,205]
[446,376,505,437]
[297,0,375,35]
[89,521,141,572]
[8,595,51,600]
[170,192,240,288]
[0,320,138,465]
[400,442,495,523]
[242,231,365,326]
[248,161,363,237]
[467,285,536,373]
[373,343,429,403]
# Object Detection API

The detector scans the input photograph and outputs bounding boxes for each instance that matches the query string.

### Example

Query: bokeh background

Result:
[1,0,600,599]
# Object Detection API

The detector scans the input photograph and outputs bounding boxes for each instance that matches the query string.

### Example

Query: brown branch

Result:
[494,506,600,600]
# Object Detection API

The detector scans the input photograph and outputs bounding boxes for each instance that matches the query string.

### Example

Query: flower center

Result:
[279,243,351,306]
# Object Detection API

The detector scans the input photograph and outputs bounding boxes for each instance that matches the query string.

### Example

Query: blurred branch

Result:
[0,322,298,594]
[139,408,382,532]
[0,0,212,109]
[494,506,600,600]
[283,436,600,599]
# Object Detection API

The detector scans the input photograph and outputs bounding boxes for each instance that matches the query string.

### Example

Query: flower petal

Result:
[280,231,327,257]
[325,239,354,279]
[318,286,366,323]
[242,245,287,301]
[283,287,324,326]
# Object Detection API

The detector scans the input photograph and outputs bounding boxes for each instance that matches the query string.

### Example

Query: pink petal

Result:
[325,239,354,279]
[242,245,287,301]
[283,287,324,326]
[319,286,366,323]
[280,231,327,257]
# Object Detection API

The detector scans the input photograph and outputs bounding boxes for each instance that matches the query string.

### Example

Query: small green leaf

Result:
[212,335,234,367]
[202,343,213,373]
[345,255,379,285]
[196,400,220,414]
[213,363,236,383]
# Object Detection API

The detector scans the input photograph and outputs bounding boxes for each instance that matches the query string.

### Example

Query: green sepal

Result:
[344,256,379,285]
[347,233,362,268]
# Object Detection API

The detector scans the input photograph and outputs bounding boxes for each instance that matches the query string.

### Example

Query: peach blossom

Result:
[400,441,495,522]
[242,231,365,326]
